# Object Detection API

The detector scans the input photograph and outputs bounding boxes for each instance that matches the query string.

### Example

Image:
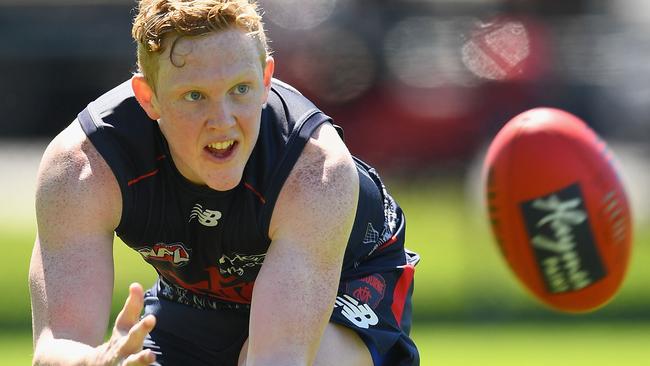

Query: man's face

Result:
[150,28,273,191]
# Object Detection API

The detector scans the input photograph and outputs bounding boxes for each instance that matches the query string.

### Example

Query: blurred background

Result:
[1,0,649,364]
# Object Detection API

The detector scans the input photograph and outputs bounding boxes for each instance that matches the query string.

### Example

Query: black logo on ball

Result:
[521,183,606,294]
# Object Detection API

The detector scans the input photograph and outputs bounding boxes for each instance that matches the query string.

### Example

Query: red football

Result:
[482,107,632,313]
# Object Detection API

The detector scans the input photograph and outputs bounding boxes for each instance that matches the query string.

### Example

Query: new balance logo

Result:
[189,204,222,227]
[335,294,379,329]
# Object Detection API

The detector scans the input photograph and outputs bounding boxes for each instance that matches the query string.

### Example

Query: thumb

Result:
[114,283,145,334]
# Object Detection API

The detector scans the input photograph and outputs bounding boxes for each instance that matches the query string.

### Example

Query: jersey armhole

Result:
[257,110,333,239]
[77,107,132,233]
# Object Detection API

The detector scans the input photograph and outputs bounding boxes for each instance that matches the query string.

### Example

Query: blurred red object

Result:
[483,107,632,312]
[461,15,551,82]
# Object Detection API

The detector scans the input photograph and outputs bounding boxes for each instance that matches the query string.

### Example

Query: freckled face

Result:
[151,28,273,191]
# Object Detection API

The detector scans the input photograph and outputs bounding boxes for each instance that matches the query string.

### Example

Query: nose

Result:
[206,102,236,130]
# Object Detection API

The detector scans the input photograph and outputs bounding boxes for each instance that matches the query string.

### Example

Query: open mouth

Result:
[205,140,237,159]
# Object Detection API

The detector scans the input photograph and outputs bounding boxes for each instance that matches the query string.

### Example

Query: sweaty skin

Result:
[30,27,372,365]
[133,29,272,191]
[30,122,157,365]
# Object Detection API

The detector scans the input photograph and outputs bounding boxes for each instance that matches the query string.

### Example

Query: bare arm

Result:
[29,122,155,365]
[245,123,359,365]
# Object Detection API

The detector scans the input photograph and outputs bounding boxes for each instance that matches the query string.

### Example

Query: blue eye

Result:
[184,91,204,101]
[233,84,250,95]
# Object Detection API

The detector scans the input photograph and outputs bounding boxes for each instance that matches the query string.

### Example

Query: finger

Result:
[115,283,145,333]
[119,314,157,355]
[122,349,156,366]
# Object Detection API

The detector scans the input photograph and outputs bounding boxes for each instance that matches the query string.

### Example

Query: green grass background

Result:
[2,177,648,365]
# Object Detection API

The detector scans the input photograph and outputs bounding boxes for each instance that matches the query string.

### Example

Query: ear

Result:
[132,75,161,121]
[261,56,275,103]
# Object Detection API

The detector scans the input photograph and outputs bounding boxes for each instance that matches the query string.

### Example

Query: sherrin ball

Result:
[482,107,632,313]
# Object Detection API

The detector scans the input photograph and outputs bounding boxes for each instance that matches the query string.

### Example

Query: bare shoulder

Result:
[36,121,121,237]
[294,122,358,206]
[31,121,121,346]
[247,125,361,363]
[269,122,359,244]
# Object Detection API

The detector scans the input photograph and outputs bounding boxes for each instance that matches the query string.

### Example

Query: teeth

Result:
[208,140,234,150]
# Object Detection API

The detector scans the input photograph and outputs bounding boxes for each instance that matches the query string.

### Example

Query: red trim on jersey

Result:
[377,235,398,251]
[244,182,266,204]
[391,264,415,327]
[128,155,165,186]
[128,169,159,186]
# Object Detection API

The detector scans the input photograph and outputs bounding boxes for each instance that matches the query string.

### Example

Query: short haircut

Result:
[132,0,270,90]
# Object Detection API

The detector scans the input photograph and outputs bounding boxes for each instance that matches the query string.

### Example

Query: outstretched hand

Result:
[93,283,157,365]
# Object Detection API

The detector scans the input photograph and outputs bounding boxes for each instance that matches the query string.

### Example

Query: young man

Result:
[29,1,419,365]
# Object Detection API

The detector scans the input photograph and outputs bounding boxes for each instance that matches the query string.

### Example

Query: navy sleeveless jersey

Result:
[78,79,407,305]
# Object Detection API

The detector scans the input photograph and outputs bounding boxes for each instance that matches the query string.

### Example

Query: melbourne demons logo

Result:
[137,242,191,267]
[345,274,386,309]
